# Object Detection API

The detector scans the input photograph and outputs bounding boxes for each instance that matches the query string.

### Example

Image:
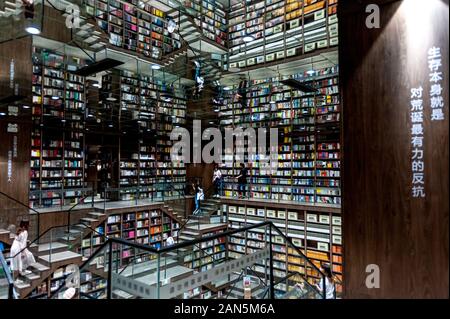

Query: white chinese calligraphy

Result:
[411,86,426,198]
[428,46,445,121]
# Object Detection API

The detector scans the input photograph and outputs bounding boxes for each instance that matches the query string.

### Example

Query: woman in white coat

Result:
[18,221,35,272]
[9,227,23,279]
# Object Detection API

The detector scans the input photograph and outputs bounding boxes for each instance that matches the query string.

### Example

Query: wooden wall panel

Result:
[0,37,33,229]
[340,0,449,298]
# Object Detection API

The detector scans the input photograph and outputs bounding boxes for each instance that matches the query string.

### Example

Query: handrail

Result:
[66,193,95,235]
[225,267,246,299]
[0,250,15,299]
[270,223,324,276]
[176,183,218,242]
[261,271,322,299]
[0,191,43,244]
[50,221,325,299]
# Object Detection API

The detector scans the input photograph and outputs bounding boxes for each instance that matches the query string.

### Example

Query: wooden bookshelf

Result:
[83,0,182,60]
[30,46,87,208]
[228,0,338,70]
[184,0,228,48]
[222,200,342,291]
[219,66,340,205]
[81,208,181,268]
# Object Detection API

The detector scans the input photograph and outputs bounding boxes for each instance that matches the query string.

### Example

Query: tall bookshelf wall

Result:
[219,66,340,205]
[84,0,182,60]
[184,0,228,48]
[30,47,87,208]
[101,70,187,201]
[224,202,342,293]
[228,0,338,70]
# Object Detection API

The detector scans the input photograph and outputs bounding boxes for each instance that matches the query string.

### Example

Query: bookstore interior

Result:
[0,0,448,300]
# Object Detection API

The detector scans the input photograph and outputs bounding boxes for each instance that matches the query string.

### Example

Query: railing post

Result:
[322,274,327,299]
[156,253,161,299]
[269,225,275,299]
[107,240,113,299]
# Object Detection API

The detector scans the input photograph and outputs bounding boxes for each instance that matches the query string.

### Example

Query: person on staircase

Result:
[10,226,24,281]
[212,164,223,198]
[19,221,35,273]
[315,263,336,299]
[194,184,204,214]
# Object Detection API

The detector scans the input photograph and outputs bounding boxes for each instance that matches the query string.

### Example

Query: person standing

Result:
[9,227,24,281]
[212,165,223,198]
[18,221,35,272]
[236,163,248,199]
[166,236,175,246]
[194,184,204,213]
[315,263,336,299]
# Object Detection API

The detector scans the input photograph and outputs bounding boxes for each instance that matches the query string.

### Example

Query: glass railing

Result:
[0,250,16,299]
[49,221,330,299]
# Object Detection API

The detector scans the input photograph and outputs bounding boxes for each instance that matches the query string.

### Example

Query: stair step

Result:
[25,273,41,281]
[88,212,106,218]
[181,230,199,237]
[29,262,50,272]
[74,223,88,230]
[34,242,68,253]
[80,217,99,223]
[39,251,82,264]
[179,235,195,241]
[14,280,30,290]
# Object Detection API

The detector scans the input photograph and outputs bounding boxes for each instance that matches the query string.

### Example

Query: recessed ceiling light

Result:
[106,97,117,102]
[243,35,255,43]
[61,119,66,123]
[270,101,276,104]
[151,64,161,70]
[88,114,94,117]
[52,96,60,100]
[0,112,6,116]
[223,86,231,91]
[228,67,241,73]
[93,83,101,88]
[23,105,31,109]
[25,26,41,35]
[214,109,220,112]
[108,124,113,128]
[307,70,315,75]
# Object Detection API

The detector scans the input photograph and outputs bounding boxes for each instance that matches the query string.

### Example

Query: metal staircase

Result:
[1,210,107,298]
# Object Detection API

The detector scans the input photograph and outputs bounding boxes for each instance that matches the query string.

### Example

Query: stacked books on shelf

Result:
[228,0,338,70]
[30,46,86,208]
[224,203,343,290]
[83,0,182,60]
[185,0,228,47]
[219,66,340,205]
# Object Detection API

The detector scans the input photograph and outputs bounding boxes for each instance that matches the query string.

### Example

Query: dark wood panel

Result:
[0,37,33,229]
[340,0,449,298]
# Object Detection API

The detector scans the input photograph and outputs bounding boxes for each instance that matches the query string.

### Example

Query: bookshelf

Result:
[223,201,342,292]
[184,0,228,48]
[83,0,182,60]
[228,0,338,70]
[219,66,340,205]
[100,70,187,200]
[30,46,87,208]
[81,208,181,268]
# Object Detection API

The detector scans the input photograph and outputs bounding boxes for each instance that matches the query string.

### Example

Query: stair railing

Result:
[0,250,16,299]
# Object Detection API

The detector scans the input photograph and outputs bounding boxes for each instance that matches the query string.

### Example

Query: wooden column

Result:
[340,0,449,298]
[0,36,33,228]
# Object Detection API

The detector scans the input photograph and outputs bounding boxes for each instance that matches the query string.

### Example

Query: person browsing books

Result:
[235,163,248,199]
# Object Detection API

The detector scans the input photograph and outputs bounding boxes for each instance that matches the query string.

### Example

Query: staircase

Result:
[0,210,107,299]
[169,9,226,83]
